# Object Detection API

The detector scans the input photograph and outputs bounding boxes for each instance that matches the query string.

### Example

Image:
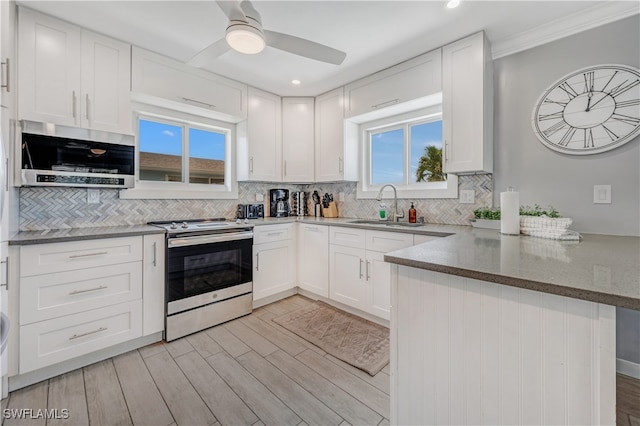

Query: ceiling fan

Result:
[187,0,347,67]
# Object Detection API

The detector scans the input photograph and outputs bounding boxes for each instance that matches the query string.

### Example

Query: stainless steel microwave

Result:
[20,120,135,188]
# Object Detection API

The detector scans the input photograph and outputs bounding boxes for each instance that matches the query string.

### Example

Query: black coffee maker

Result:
[269,189,290,217]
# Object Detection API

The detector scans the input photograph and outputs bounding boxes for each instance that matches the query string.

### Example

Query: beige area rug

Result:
[272,302,389,376]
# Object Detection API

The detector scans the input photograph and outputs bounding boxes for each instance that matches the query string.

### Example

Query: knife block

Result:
[322,202,338,218]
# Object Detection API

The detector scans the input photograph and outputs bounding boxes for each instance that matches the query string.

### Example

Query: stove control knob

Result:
[244,218,249,224]
[181,221,189,229]
[235,218,242,224]
[170,222,178,230]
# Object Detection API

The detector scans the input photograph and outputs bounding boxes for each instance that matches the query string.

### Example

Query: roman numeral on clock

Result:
[543,98,568,107]
[609,79,640,98]
[616,99,640,108]
[558,82,579,99]
[538,111,564,121]
[542,120,568,138]
[602,124,619,141]
[583,71,595,93]
[610,113,640,126]
[557,127,576,146]
[584,128,594,148]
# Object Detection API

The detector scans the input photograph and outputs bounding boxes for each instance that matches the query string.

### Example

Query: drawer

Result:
[253,223,294,245]
[20,262,143,325]
[329,226,366,248]
[366,230,414,253]
[20,236,143,277]
[20,300,142,374]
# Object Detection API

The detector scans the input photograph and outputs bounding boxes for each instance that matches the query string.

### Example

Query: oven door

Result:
[166,231,252,314]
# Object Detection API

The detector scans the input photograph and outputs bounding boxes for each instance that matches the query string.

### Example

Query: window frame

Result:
[357,107,458,200]
[120,103,238,200]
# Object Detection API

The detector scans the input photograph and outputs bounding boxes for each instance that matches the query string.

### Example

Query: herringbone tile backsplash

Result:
[19,176,492,230]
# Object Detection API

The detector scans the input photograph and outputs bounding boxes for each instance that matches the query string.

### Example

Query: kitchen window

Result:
[358,108,458,199]
[120,105,237,199]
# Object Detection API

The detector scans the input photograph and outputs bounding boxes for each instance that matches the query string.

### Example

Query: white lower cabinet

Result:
[253,224,296,302]
[298,224,329,297]
[20,301,142,374]
[328,227,415,320]
[16,234,163,375]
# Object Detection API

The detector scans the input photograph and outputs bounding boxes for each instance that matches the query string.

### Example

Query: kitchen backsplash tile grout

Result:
[19,175,492,231]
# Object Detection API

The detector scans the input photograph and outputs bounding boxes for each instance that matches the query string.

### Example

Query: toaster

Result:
[237,203,264,219]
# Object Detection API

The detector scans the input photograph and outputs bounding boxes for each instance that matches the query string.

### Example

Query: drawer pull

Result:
[69,327,107,340]
[359,258,364,279]
[366,260,371,281]
[69,285,108,295]
[68,251,108,259]
[267,231,284,236]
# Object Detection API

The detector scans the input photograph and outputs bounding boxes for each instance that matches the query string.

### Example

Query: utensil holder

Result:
[322,202,338,218]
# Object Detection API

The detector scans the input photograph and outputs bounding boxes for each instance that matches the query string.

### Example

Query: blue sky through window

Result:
[370,120,442,185]
[138,120,225,160]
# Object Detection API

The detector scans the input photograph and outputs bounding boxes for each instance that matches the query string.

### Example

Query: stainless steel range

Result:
[149,218,254,341]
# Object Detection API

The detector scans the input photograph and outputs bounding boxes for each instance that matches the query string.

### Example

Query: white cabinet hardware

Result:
[69,251,107,259]
[69,326,107,340]
[1,58,10,92]
[69,285,107,295]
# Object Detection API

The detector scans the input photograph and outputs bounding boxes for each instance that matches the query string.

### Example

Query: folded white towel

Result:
[520,227,582,240]
[520,215,572,230]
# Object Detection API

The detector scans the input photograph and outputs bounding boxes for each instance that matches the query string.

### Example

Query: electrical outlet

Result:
[338,192,345,202]
[459,190,475,204]
[87,189,100,204]
[593,185,611,204]
[255,193,264,202]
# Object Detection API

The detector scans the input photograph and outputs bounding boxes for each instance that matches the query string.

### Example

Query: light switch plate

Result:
[593,185,611,204]
[459,190,475,204]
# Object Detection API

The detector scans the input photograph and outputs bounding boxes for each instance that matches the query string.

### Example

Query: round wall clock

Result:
[532,64,640,155]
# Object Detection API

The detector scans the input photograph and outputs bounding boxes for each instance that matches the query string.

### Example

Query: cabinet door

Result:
[142,234,164,336]
[282,97,314,182]
[329,244,366,311]
[366,251,391,320]
[315,87,345,182]
[18,7,81,126]
[344,49,441,118]
[298,224,328,297]
[244,87,282,181]
[81,30,132,134]
[253,241,294,301]
[442,31,492,174]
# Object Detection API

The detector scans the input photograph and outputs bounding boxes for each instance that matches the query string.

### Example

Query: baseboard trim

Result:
[617,358,640,380]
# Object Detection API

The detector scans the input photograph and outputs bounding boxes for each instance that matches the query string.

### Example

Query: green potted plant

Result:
[471,206,502,229]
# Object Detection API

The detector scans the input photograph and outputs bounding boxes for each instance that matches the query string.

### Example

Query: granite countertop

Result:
[385,228,640,311]
[9,225,166,245]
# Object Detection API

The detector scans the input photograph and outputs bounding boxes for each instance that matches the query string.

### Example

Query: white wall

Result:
[492,15,640,369]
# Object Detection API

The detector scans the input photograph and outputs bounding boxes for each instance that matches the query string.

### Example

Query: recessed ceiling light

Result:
[446,0,460,9]
[292,79,301,85]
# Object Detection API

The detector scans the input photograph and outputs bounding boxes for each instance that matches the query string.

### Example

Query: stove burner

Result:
[148,218,252,233]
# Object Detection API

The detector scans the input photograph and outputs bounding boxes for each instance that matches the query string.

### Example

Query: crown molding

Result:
[491,2,640,60]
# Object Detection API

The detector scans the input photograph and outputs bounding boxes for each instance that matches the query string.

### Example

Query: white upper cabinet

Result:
[237,87,282,181]
[442,31,493,174]
[282,97,314,183]
[344,49,442,118]
[18,7,132,134]
[131,47,247,122]
[314,87,357,182]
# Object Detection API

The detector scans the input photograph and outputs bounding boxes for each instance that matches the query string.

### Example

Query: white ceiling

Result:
[17,0,640,96]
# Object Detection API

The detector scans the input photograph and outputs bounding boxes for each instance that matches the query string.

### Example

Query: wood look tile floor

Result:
[0,296,390,426]
[1,294,638,426]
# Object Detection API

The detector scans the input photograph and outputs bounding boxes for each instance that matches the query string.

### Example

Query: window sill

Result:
[357,175,459,200]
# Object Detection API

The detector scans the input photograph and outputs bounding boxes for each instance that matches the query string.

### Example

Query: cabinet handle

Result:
[249,157,254,173]
[359,258,364,279]
[152,242,157,267]
[85,94,90,121]
[1,256,8,290]
[69,285,108,295]
[444,139,449,162]
[267,231,284,236]
[306,226,320,231]
[1,58,10,92]
[366,260,370,281]
[69,327,107,340]
[371,98,399,109]
[181,97,216,109]
[255,253,260,271]
[72,91,77,119]
[339,157,343,173]
[5,158,8,191]
[69,251,108,259]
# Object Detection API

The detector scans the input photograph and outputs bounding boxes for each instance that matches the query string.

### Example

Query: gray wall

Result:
[492,16,640,366]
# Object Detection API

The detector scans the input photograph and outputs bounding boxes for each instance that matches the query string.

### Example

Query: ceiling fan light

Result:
[446,0,461,8]
[226,25,265,54]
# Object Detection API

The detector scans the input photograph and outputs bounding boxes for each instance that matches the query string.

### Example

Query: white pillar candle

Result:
[500,187,520,235]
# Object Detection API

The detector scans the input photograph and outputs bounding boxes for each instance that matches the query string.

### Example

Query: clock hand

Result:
[585,92,593,112]
[589,92,610,110]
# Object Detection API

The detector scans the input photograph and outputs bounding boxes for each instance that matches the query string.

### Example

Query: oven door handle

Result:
[168,231,254,248]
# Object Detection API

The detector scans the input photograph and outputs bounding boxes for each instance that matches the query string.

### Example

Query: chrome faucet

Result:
[376,184,404,222]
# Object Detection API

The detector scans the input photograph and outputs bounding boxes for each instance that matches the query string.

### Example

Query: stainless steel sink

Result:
[348,219,425,228]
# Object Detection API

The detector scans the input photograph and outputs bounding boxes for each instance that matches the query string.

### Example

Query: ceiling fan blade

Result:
[187,38,231,68]
[264,30,346,65]
[239,0,261,23]
[215,0,246,22]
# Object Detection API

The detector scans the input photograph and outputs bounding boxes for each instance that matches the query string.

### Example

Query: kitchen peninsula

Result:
[385,229,640,425]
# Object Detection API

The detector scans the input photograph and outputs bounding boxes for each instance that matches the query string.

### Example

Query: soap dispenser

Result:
[409,202,417,223]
